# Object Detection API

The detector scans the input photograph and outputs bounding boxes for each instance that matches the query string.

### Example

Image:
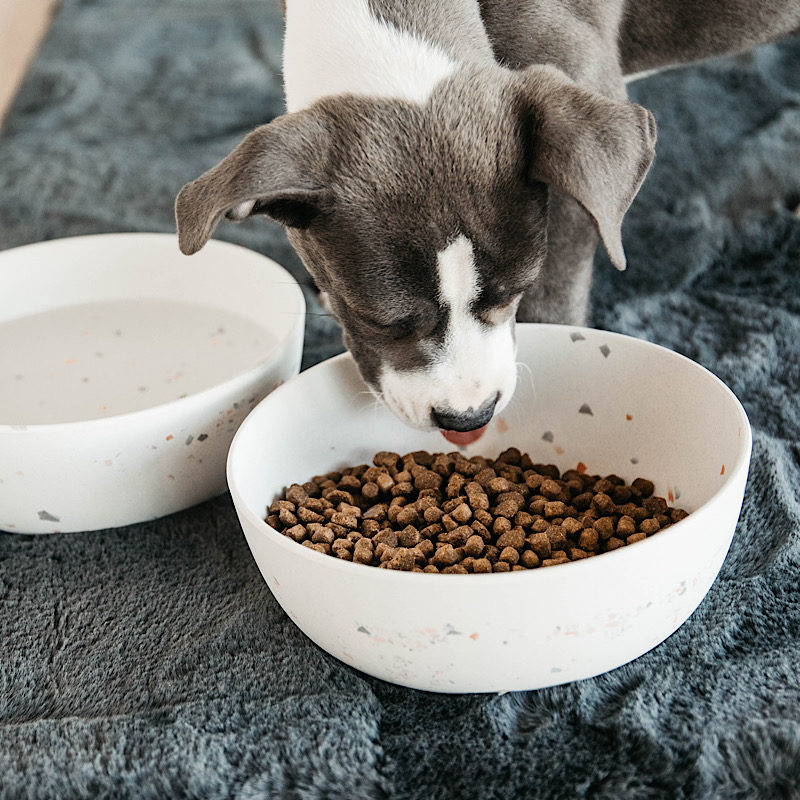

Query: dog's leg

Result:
[620,0,800,77]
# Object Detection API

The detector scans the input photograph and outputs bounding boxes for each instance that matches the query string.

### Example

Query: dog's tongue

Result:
[440,424,488,446]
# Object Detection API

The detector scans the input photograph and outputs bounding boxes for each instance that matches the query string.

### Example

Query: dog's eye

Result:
[480,293,523,326]
[376,316,420,340]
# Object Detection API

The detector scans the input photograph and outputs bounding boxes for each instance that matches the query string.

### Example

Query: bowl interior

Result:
[0,234,304,425]
[230,324,751,529]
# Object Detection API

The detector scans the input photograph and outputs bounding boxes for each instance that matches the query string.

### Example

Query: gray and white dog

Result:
[175,0,800,435]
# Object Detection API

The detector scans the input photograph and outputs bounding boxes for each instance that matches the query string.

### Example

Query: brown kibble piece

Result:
[643,496,669,516]
[627,532,647,545]
[373,530,398,547]
[278,507,298,527]
[640,517,661,535]
[303,541,330,555]
[395,506,419,527]
[520,550,540,568]
[499,546,520,565]
[527,531,552,558]
[616,515,636,537]
[387,549,415,571]
[578,528,599,552]
[496,527,526,551]
[330,511,358,529]
[432,544,459,567]
[398,525,421,547]
[492,516,512,536]
[592,493,615,515]
[450,503,472,524]
[632,477,654,497]
[671,508,690,523]
[311,527,335,545]
[487,477,513,495]
[593,517,615,540]
[284,524,307,542]
[472,557,492,573]
[561,517,583,535]
[541,557,568,568]
[464,534,485,558]
[353,539,373,564]
[285,484,308,505]
[546,525,567,551]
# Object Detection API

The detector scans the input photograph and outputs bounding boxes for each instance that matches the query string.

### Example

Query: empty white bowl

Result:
[0,233,304,533]
[228,324,751,693]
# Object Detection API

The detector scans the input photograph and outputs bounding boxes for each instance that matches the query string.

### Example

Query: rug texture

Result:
[1,2,799,798]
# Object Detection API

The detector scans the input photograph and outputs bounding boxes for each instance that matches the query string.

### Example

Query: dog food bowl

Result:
[0,233,304,533]
[228,323,751,693]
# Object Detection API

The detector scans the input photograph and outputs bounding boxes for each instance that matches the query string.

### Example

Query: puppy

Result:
[175,0,800,434]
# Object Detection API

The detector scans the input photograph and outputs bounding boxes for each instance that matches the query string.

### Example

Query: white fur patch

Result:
[283,0,457,112]
[379,235,518,429]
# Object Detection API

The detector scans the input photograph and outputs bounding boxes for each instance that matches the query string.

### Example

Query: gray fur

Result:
[175,0,800,394]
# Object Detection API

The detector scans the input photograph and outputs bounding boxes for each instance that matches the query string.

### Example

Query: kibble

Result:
[266,450,689,573]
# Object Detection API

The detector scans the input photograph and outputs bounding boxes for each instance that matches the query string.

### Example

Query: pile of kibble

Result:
[265,448,689,573]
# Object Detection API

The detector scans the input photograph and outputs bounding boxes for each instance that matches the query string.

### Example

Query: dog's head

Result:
[176,65,655,432]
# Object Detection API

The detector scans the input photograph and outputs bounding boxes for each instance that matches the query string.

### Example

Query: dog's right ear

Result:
[175,110,332,255]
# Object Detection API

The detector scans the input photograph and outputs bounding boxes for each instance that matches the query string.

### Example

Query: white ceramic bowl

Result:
[228,324,751,693]
[0,233,304,533]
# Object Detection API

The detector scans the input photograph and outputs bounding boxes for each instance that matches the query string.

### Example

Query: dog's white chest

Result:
[283,0,456,112]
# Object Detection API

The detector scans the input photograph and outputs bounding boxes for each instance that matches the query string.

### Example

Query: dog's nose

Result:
[431,393,499,432]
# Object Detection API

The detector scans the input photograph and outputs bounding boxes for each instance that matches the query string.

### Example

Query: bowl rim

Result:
[227,323,753,582]
[0,233,306,434]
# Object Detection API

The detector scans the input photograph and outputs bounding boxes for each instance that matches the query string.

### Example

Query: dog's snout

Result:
[431,393,499,432]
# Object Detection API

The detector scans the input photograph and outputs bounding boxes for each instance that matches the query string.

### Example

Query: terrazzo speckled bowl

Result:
[228,324,751,693]
[0,233,304,533]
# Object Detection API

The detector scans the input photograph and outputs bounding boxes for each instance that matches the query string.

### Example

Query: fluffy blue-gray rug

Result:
[1,2,799,798]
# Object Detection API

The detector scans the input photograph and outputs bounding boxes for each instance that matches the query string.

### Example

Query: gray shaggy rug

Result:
[1,2,799,798]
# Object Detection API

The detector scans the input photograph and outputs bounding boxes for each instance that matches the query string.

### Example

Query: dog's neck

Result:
[283,0,495,113]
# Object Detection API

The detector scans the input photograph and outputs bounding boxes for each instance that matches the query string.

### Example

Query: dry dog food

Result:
[266,448,689,573]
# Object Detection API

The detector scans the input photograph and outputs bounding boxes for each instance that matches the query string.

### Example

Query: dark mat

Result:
[1,2,799,798]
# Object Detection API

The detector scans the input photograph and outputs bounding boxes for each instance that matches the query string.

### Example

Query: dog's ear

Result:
[175,110,332,255]
[519,66,656,270]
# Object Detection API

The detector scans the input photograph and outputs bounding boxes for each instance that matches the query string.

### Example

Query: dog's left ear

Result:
[518,66,657,270]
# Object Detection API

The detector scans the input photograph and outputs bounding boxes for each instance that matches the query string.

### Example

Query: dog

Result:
[175,0,800,437]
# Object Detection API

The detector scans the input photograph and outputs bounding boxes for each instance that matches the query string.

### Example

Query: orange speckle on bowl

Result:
[721,464,725,475]
[469,632,479,641]
[554,445,564,455]
[576,461,587,474]
[104,460,112,467]
[495,417,509,434]
[166,434,174,441]
[668,489,675,503]
[168,474,175,480]
[625,413,633,421]
[64,358,79,365]
[15,470,23,476]
[100,405,108,411]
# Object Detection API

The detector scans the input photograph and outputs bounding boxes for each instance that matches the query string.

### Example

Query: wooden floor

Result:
[0,0,59,126]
